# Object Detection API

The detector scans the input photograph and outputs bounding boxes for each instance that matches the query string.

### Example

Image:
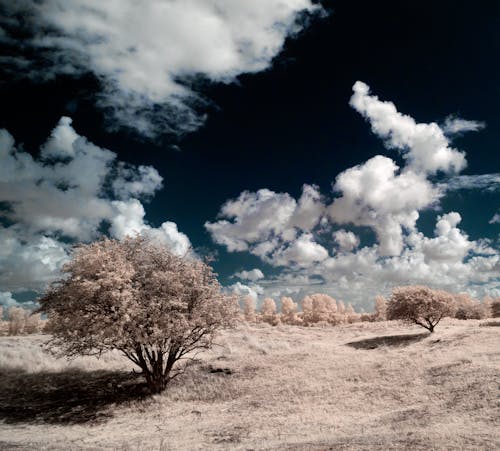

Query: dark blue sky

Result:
[0,0,498,308]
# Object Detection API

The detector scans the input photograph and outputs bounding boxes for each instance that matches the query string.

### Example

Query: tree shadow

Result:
[346,332,428,350]
[0,367,149,425]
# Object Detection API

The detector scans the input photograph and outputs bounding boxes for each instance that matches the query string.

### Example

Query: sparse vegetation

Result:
[0,320,498,450]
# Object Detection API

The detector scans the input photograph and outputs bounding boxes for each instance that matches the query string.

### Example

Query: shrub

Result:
[492,299,500,318]
[37,236,238,393]
[453,293,488,320]
[360,313,373,322]
[387,285,455,333]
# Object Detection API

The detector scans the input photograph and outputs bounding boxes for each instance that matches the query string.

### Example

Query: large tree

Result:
[38,237,238,393]
[387,285,456,333]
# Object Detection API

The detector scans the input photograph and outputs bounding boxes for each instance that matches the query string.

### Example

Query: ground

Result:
[0,319,498,450]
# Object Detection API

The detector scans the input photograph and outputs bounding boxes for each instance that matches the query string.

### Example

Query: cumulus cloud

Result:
[328,155,440,256]
[205,184,327,266]
[333,229,360,252]
[0,292,18,309]
[233,268,265,282]
[271,233,329,267]
[0,118,190,293]
[0,230,69,292]
[350,81,467,175]
[228,281,264,301]
[206,81,498,306]
[1,0,322,137]
[260,212,499,307]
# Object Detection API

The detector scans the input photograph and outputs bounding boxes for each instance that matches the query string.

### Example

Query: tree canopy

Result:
[38,236,238,393]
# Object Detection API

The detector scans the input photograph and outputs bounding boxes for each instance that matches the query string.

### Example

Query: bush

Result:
[387,285,455,333]
[492,299,500,318]
[37,237,238,393]
[453,293,488,320]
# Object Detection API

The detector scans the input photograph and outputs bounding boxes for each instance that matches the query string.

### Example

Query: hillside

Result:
[0,319,499,450]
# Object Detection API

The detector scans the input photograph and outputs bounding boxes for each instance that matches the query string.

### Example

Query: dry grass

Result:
[0,320,498,450]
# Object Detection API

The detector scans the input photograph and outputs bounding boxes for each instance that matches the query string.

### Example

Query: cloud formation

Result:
[1,0,321,137]
[233,268,265,282]
[0,117,190,296]
[350,81,467,175]
[205,184,327,266]
[442,116,486,136]
[328,155,440,256]
[206,81,499,306]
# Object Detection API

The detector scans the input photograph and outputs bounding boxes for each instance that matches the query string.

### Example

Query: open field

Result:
[0,319,499,450]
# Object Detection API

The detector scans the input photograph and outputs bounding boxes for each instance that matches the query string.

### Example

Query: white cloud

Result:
[0,292,17,309]
[205,188,296,252]
[259,215,499,309]
[228,281,264,301]
[271,233,329,267]
[0,230,69,292]
[233,268,265,282]
[350,81,467,175]
[333,229,359,252]
[442,116,486,135]
[2,0,322,136]
[145,222,191,257]
[0,118,191,293]
[290,184,326,230]
[489,213,500,224]
[205,185,327,265]
[328,155,440,256]
[207,82,498,307]
[419,212,474,263]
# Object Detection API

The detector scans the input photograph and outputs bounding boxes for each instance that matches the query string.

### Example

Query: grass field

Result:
[0,319,499,450]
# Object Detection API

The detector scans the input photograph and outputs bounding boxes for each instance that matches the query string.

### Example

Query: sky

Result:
[0,0,499,311]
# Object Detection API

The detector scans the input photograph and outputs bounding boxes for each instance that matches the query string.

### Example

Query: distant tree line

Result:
[3,286,498,336]
[239,288,499,331]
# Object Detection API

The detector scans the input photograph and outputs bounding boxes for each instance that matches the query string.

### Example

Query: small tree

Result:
[260,297,279,325]
[8,307,26,335]
[345,303,360,323]
[24,312,43,334]
[280,296,298,325]
[374,295,387,321]
[387,285,456,333]
[37,237,238,393]
[301,295,314,325]
[242,295,257,323]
